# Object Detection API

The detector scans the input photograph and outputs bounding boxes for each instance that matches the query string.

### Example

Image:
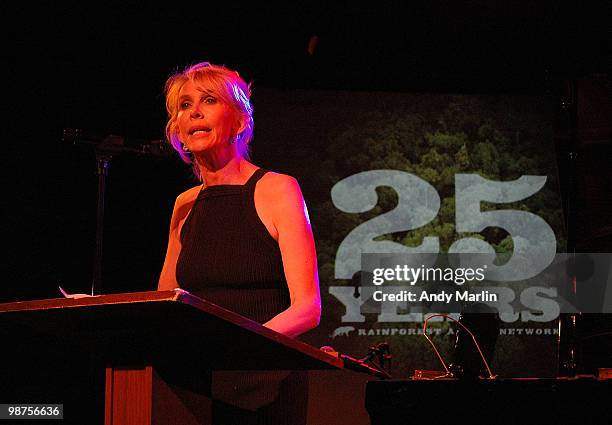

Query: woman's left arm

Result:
[262,175,321,338]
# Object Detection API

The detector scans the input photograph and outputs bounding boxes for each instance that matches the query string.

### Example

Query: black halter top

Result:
[176,168,290,323]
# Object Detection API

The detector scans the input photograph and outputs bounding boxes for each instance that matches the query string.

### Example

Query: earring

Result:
[182,144,190,153]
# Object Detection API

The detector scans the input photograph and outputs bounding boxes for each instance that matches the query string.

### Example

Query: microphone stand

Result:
[557,79,581,377]
[93,149,111,295]
[62,129,171,296]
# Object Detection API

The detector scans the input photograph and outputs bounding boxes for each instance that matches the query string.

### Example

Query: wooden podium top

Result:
[0,290,343,371]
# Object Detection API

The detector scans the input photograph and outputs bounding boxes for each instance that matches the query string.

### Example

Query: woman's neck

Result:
[197,156,249,186]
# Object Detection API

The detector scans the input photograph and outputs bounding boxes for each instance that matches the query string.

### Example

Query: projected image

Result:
[254,89,565,378]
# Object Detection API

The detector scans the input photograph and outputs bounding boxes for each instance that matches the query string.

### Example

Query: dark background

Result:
[6,0,610,301]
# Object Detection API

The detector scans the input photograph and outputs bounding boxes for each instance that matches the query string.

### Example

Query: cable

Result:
[423,313,496,380]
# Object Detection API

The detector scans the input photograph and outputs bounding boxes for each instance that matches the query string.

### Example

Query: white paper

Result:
[58,286,94,299]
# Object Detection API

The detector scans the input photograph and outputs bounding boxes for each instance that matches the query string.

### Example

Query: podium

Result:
[0,290,342,424]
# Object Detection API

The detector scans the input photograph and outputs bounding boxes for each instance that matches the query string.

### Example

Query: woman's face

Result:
[176,79,236,154]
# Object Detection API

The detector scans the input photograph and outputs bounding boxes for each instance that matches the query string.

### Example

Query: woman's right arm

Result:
[157,187,200,291]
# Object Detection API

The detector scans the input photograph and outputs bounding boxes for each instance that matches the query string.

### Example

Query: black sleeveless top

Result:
[176,168,290,324]
[174,169,307,424]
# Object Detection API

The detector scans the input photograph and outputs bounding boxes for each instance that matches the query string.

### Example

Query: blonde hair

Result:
[164,62,254,180]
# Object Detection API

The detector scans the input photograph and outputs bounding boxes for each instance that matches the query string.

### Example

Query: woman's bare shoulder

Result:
[167,184,201,229]
[175,184,202,207]
[259,171,300,193]
[257,171,305,216]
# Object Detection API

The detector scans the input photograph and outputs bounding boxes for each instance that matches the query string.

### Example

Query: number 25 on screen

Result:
[332,171,556,282]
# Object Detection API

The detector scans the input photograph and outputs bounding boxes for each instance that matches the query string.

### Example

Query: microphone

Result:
[61,128,173,158]
[320,346,391,379]
[340,353,391,379]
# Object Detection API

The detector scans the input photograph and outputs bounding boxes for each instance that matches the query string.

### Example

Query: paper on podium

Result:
[58,286,95,299]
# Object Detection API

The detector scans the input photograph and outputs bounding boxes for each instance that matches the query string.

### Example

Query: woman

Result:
[157,62,320,423]
[158,61,320,337]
